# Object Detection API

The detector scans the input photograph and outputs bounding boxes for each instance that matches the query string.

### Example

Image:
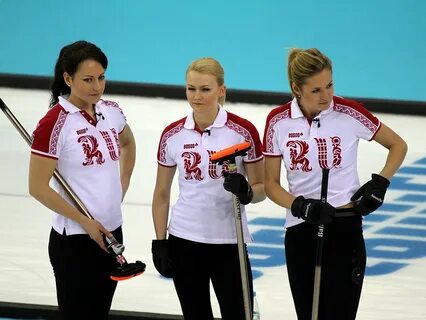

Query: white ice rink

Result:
[0,88,425,319]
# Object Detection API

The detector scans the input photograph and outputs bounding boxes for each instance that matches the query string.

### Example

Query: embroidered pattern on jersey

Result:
[334,103,377,133]
[159,123,184,163]
[206,150,230,179]
[49,110,68,155]
[287,140,312,171]
[265,109,290,153]
[102,99,127,122]
[315,138,328,169]
[331,136,342,168]
[182,151,203,180]
[225,120,255,159]
[100,130,120,161]
[77,135,105,166]
[110,128,121,157]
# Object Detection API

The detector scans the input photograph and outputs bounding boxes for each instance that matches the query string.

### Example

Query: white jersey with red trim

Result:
[263,96,381,228]
[157,107,263,244]
[31,96,127,235]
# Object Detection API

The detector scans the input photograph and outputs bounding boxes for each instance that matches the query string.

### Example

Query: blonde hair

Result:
[287,48,332,97]
[186,57,226,106]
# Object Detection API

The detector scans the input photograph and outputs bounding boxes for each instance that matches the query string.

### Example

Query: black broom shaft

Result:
[311,168,330,320]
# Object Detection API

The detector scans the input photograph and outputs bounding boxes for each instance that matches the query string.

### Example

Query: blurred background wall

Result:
[0,0,425,102]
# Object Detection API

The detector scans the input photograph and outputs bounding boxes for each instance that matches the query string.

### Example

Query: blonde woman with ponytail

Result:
[263,48,407,319]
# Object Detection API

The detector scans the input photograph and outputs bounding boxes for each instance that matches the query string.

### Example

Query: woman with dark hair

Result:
[29,40,136,319]
[49,40,108,108]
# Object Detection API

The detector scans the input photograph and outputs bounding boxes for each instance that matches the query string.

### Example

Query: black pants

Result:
[49,227,122,320]
[169,234,253,320]
[285,216,366,320]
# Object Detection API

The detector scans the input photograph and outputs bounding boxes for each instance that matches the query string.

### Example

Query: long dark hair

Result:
[49,40,108,108]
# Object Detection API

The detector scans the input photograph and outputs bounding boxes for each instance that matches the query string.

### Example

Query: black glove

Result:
[151,239,173,278]
[223,172,253,205]
[291,196,335,225]
[351,173,390,216]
